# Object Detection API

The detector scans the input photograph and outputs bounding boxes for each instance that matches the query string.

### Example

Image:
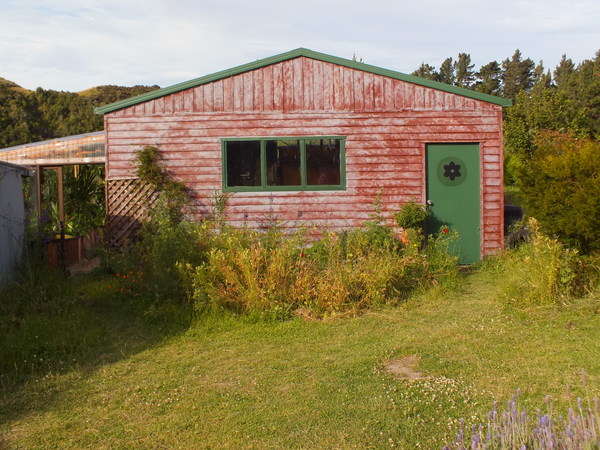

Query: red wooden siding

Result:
[105,56,504,256]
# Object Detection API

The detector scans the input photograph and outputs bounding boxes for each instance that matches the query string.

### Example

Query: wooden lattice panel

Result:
[106,178,158,246]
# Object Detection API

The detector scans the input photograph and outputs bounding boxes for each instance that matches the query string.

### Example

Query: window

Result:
[222,137,345,191]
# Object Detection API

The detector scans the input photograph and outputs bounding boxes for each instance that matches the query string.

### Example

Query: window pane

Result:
[266,140,301,186]
[226,141,261,186]
[306,139,341,185]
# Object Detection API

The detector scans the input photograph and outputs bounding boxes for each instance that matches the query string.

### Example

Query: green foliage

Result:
[63,165,105,235]
[504,87,588,161]
[78,84,159,106]
[135,145,188,224]
[123,208,205,302]
[135,145,167,187]
[501,49,535,99]
[516,132,600,252]
[394,201,429,231]
[437,57,455,85]
[553,54,576,87]
[412,63,438,81]
[492,218,599,307]
[104,148,198,301]
[454,53,475,88]
[475,61,502,95]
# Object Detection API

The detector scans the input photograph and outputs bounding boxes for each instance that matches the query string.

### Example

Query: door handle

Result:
[426,200,433,206]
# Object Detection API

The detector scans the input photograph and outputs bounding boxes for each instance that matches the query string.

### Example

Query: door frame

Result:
[420,140,485,261]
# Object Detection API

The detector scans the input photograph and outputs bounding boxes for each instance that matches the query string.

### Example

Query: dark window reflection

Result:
[306,139,340,185]
[226,141,261,186]
[266,140,301,186]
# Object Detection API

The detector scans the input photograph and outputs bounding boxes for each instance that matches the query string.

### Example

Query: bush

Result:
[180,223,459,319]
[516,131,600,253]
[395,201,429,231]
[103,194,207,302]
[494,218,599,307]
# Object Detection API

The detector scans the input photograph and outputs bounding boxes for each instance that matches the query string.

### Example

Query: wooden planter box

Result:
[46,235,83,268]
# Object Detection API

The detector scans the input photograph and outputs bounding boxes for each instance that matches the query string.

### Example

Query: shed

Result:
[0,161,30,283]
[96,48,511,263]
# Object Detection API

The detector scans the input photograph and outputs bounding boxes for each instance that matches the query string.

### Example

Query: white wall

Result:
[0,164,27,284]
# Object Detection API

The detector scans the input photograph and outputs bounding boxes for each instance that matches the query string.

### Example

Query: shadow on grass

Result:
[0,269,193,426]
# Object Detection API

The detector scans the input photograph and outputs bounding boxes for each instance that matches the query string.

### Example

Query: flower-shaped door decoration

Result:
[437,156,467,186]
[443,161,461,181]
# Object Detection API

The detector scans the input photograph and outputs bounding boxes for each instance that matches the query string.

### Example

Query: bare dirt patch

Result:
[384,355,424,380]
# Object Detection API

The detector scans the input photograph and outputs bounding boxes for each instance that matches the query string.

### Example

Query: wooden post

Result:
[56,166,65,223]
[56,166,66,273]
[34,165,43,225]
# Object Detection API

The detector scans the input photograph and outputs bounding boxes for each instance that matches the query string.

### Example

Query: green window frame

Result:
[221,136,346,192]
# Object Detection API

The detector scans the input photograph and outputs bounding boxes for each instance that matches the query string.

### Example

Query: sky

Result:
[1,0,599,92]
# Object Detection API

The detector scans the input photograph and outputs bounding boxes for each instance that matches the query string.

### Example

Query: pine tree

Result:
[437,57,455,85]
[454,53,475,88]
[502,49,535,99]
[532,61,552,88]
[474,61,502,95]
[412,63,438,81]
[553,54,575,87]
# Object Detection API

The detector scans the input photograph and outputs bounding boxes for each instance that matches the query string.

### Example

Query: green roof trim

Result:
[95,48,512,114]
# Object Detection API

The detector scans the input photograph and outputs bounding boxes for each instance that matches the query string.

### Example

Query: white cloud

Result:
[1,0,598,91]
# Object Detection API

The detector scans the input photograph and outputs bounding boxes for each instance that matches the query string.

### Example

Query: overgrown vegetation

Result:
[514,132,600,253]
[488,218,599,308]
[31,164,105,236]
[180,222,458,319]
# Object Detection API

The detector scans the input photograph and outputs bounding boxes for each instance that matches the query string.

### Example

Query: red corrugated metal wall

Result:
[105,56,504,255]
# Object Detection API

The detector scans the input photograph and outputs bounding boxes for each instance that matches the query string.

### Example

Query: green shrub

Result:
[496,218,599,307]
[516,131,600,253]
[395,201,429,231]
[102,145,198,301]
[103,195,208,302]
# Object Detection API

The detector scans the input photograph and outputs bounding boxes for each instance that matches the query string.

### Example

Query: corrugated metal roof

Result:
[0,131,105,166]
[0,131,104,153]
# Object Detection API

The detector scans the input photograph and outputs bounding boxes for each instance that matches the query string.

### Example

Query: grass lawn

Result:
[2,268,600,448]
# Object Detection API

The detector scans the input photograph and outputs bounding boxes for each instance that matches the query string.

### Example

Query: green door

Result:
[426,143,480,264]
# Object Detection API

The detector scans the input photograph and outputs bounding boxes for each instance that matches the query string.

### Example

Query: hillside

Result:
[78,84,160,107]
[0,79,160,148]
[0,76,30,94]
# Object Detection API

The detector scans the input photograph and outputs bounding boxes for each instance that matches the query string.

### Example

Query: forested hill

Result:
[0,81,159,148]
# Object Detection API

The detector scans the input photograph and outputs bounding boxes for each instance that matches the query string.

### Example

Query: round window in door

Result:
[437,156,467,186]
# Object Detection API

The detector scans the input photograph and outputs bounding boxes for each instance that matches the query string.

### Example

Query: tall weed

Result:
[494,218,599,307]
[181,224,459,319]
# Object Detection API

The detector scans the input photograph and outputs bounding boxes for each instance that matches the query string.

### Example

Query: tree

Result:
[502,49,535,99]
[553,54,575,88]
[516,132,600,253]
[437,57,455,85]
[454,53,475,88]
[532,61,552,88]
[558,51,600,136]
[474,61,502,95]
[412,63,438,81]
